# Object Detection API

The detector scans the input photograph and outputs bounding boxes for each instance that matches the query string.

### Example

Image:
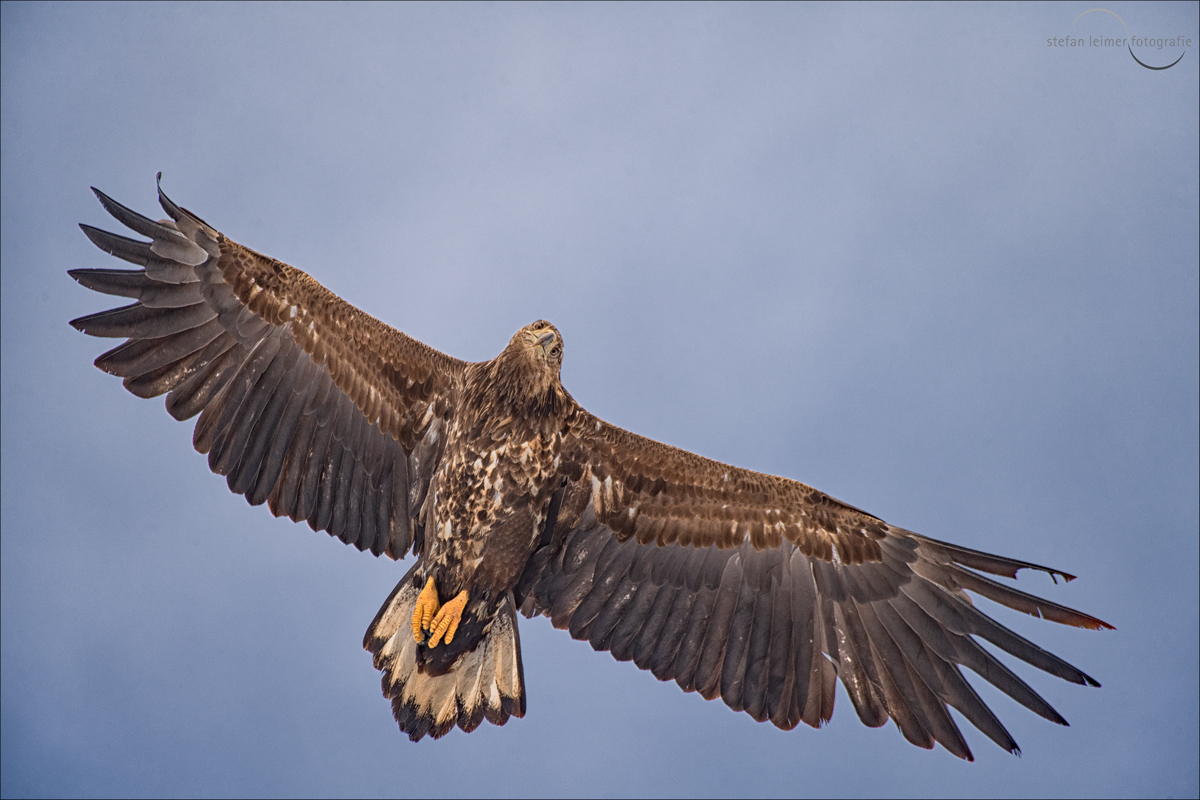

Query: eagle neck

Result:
[462,355,567,439]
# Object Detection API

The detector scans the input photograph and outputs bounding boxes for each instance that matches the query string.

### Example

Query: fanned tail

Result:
[364,563,526,741]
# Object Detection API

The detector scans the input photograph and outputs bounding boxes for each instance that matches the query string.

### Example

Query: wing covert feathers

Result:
[70,179,466,558]
[563,412,892,564]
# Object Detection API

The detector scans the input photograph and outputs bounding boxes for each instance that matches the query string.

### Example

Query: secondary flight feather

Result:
[69,176,1112,759]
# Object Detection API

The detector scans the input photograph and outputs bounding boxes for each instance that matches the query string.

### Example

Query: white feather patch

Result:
[367,577,525,736]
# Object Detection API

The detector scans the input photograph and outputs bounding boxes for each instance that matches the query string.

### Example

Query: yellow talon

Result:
[427,590,469,647]
[411,576,441,643]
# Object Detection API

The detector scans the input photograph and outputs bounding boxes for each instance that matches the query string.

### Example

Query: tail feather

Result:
[364,564,526,741]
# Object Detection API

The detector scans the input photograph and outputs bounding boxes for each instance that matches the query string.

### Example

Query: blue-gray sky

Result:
[2,3,1197,798]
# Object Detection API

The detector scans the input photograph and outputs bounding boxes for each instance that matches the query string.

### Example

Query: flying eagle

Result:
[70,177,1111,760]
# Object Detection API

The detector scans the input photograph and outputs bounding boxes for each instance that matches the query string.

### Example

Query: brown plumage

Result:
[70,177,1112,758]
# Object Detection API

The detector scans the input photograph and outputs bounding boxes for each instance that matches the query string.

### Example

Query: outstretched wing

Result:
[517,411,1111,760]
[70,176,465,558]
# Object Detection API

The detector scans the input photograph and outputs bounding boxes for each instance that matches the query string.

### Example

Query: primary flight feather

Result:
[69,176,1111,759]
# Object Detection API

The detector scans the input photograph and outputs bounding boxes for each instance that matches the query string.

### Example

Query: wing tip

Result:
[77,223,122,256]
[1010,561,1076,584]
[1060,611,1115,632]
[1024,565,1115,631]
[155,172,173,216]
[1049,569,1077,583]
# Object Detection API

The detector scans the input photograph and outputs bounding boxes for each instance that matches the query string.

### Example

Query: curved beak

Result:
[525,329,557,358]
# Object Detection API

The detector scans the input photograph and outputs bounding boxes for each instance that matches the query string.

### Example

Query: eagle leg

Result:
[427,590,469,647]
[411,576,441,644]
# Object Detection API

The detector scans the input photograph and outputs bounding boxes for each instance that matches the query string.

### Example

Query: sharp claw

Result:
[427,591,468,647]
[411,576,440,643]
[422,594,435,629]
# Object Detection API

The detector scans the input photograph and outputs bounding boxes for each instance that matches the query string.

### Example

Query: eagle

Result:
[69,176,1111,760]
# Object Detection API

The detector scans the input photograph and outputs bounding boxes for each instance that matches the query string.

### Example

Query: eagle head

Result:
[514,320,563,370]
[493,320,564,404]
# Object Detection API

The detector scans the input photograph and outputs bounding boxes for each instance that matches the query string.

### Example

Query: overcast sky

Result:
[2,3,1197,798]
